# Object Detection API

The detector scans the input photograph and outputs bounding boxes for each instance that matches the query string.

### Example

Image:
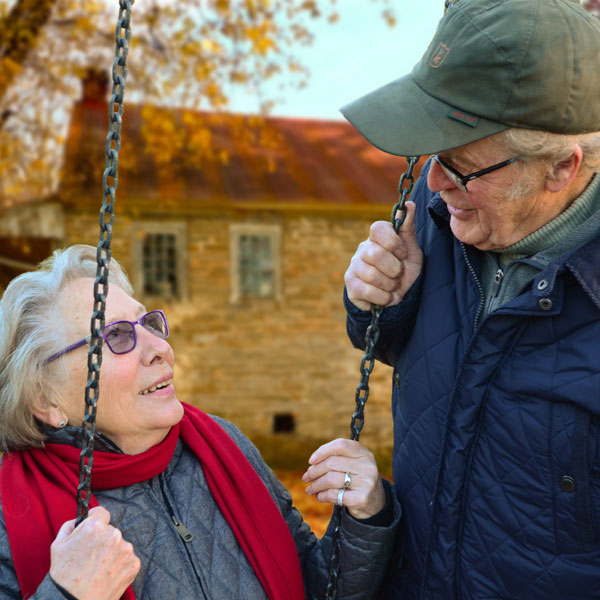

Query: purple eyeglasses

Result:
[44,310,169,365]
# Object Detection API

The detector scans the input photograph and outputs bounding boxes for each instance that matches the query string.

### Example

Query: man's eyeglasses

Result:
[44,310,169,364]
[432,154,519,192]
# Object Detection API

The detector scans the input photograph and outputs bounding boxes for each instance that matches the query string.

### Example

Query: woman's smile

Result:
[139,376,174,396]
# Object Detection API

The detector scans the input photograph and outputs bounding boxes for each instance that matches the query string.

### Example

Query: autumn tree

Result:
[0,0,395,201]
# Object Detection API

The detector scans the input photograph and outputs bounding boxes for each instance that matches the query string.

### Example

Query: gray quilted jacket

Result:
[0,417,401,599]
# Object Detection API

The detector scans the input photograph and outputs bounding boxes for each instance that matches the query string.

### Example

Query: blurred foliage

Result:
[0,0,395,202]
[274,468,332,537]
[3,0,595,201]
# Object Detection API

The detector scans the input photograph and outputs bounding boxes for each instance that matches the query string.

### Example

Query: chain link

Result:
[391,156,419,232]
[76,0,133,526]
[325,155,420,599]
[325,304,382,599]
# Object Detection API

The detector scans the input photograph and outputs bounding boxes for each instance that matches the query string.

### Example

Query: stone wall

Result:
[64,208,397,456]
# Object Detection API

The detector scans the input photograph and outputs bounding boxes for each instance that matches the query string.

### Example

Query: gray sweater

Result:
[0,417,401,600]
[482,173,600,314]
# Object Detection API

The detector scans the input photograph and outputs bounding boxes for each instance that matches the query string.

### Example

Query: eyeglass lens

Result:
[444,169,465,191]
[434,157,467,191]
[104,312,168,354]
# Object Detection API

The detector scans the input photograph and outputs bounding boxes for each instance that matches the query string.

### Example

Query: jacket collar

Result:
[565,235,600,310]
[42,424,124,453]
[424,186,600,311]
[428,192,450,229]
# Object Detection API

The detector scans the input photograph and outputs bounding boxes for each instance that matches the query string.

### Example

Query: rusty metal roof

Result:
[59,99,424,214]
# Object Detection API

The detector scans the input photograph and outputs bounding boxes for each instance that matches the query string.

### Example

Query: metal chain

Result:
[325,156,420,599]
[76,0,133,526]
[391,156,419,232]
[325,305,381,600]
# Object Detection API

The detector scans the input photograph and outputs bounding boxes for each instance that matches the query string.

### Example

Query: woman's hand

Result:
[344,201,423,311]
[49,506,140,600]
[302,439,386,520]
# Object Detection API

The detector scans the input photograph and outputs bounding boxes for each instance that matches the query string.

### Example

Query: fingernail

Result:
[308,453,316,464]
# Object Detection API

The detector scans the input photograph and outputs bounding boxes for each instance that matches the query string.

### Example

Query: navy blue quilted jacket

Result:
[346,162,600,600]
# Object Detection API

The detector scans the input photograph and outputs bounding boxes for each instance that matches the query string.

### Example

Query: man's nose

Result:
[427,157,459,193]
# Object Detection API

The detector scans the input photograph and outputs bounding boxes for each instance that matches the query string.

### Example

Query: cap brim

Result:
[340,74,508,156]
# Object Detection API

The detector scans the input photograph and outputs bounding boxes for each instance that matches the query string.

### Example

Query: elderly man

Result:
[342,0,600,599]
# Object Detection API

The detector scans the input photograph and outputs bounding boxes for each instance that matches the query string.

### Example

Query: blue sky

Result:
[228,0,443,119]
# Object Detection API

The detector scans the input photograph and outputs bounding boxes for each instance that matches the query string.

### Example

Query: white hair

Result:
[0,244,133,452]
[498,128,600,200]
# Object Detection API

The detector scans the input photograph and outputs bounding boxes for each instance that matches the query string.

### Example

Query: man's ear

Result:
[545,145,583,193]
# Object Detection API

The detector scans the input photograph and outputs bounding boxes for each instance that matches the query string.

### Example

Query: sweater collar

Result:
[424,164,600,308]
[497,173,600,265]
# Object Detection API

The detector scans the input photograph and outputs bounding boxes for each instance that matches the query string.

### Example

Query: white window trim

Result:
[229,223,282,304]
[131,221,188,300]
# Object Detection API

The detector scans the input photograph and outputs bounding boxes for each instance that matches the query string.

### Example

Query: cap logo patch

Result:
[448,108,480,128]
[430,43,451,68]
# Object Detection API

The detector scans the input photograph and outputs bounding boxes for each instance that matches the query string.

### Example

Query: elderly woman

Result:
[0,244,400,600]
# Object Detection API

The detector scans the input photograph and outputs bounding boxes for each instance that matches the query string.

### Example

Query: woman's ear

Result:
[32,400,67,429]
[545,145,584,193]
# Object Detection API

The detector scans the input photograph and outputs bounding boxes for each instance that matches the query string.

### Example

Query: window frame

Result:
[131,221,188,300]
[229,223,282,304]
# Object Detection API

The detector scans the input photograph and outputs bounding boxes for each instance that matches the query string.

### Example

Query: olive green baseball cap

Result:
[341,0,600,156]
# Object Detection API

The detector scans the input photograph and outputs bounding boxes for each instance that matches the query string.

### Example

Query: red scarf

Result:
[0,403,304,600]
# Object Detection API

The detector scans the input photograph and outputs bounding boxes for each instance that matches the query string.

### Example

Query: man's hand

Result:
[344,201,423,311]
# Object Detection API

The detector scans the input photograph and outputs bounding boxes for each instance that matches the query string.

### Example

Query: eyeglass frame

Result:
[44,309,169,365]
[432,154,519,192]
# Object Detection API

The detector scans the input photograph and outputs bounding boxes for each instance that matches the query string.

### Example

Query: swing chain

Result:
[76,0,132,526]
[349,305,382,441]
[325,156,420,599]
[351,156,418,446]
[391,156,419,232]
[325,304,382,599]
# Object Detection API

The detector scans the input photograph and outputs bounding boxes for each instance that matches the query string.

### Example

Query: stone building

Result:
[0,73,424,458]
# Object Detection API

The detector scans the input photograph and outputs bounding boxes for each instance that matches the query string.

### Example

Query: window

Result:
[239,234,274,297]
[131,222,187,300]
[142,234,177,297]
[230,224,281,303]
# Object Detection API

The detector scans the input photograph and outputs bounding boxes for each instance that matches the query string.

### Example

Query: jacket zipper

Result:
[158,474,194,543]
[158,473,208,599]
[494,268,504,289]
[171,515,194,543]
[486,268,504,314]
[461,242,485,331]
[420,245,486,599]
